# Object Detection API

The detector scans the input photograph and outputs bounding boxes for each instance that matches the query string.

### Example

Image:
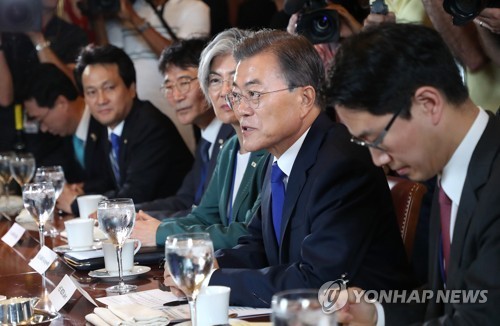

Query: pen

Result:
[163,299,188,307]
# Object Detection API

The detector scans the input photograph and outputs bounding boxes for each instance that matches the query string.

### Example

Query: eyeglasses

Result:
[350,106,403,151]
[160,76,198,97]
[225,87,299,111]
[207,74,233,91]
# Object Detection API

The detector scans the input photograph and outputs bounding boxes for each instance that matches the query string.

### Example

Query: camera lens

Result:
[296,9,340,44]
[312,14,332,33]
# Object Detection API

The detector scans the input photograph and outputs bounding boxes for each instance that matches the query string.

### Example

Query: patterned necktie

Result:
[110,133,121,184]
[271,162,286,245]
[439,185,452,275]
[72,135,85,168]
[194,138,212,204]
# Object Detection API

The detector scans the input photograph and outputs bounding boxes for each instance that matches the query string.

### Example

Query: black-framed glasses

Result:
[160,76,198,97]
[350,106,403,151]
[225,87,299,111]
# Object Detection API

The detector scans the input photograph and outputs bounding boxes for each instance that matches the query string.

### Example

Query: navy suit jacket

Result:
[386,112,500,325]
[136,123,235,217]
[102,99,193,203]
[211,112,415,306]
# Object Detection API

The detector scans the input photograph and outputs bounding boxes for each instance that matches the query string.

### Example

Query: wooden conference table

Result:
[0,213,268,325]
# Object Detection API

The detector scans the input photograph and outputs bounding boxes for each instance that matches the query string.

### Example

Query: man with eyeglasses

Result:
[202,29,416,307]
[73,44,193,206]
[328,23,500,325]
[135,38,234,218]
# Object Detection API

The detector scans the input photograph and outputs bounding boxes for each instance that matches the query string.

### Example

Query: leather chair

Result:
[387,175,427,259]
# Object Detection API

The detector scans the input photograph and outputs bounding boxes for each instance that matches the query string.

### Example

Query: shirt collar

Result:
[201,118,222,145]
[75,106,91,142]
[274,128,311,177]
[441,107,488,204]
[108,120,125,138]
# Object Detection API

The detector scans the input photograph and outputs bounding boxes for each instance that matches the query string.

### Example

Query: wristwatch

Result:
[35,40,51,52]
[136,21,152,33]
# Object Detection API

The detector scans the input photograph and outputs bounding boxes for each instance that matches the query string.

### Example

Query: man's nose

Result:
[369,147,392,167]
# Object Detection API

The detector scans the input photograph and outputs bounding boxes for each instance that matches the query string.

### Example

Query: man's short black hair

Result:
[24,63,78,108]
[158,38,209,74]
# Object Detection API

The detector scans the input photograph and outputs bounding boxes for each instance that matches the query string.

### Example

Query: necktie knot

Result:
[438,184,452,279]
[72,135,85,168]
[200,138,211,164]
[111,133,120,156]
[271,162,286,244]
[439,187,452,206]
[271,163,286,183]
[194,138,212,204]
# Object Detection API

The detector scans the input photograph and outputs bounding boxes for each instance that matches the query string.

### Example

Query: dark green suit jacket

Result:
[155,135,269,250]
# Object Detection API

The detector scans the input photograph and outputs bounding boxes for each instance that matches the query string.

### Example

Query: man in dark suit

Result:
[74,44,193,204]
[136,38,234,218]
[23,63,112,213]
[178,30,415,307]
[328,23,500,325]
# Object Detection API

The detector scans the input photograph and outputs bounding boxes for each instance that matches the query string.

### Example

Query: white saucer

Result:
[88,266,151,281]
[53,243,102,253]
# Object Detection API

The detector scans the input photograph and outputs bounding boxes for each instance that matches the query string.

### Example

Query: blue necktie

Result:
[73,135,85,168]
[195,138,211,204]
[271,162,286,245]
[110,133,121,184]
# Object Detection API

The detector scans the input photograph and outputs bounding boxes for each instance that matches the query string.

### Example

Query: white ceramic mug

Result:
[77,194,105,219]
[102,239,141,275]
[196,286,231,326]
[64,218,94,249]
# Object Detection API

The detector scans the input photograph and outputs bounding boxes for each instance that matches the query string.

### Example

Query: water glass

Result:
[165,232,214,326]
[272,289,338,326]
[97,198,136,293]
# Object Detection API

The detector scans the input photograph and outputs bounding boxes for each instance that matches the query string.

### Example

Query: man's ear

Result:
[299,85,316,118]
[54,95,69,110]
[413,86,443,125]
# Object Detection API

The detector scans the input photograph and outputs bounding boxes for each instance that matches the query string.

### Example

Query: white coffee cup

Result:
[77,194,105,219]
[102,239,141,275]
[196,286,231,326]
[64,218,94,249]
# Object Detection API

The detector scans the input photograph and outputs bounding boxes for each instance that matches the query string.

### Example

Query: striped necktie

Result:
[110,133,121,184]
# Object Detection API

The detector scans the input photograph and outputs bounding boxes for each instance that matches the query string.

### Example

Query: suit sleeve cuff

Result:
[374,301,385,326]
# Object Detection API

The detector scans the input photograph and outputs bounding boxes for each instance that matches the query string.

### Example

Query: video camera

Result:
[0,0,42,33]
[286,0,340,44]
[77,0,121,17]
[443,0,500,25]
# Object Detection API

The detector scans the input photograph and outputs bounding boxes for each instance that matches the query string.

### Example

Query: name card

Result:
[49,274,77,311]
[29,245,58,274]
[1,223,26,247]
[49,275,98,311]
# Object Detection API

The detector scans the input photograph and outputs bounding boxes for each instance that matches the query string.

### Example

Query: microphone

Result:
[284,0,307,15]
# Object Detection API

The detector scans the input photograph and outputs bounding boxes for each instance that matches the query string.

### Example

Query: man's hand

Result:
[163,272,186,298]
[130,210,161,246]
[475,8,500,34]
[363,12,396,30]
[56,183,83,214]
[336,287,378,326]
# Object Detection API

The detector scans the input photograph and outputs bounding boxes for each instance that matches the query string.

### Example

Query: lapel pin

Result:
[90,133,97,142]
[251,162,257,168]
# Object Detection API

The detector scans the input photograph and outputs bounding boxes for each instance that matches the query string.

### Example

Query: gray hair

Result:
[198,28,254,102]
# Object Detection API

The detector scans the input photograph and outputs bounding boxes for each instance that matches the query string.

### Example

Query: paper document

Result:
[97,289,271,322]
